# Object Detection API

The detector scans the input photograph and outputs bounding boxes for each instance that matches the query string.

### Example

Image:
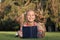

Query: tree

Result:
[0,0,60,31]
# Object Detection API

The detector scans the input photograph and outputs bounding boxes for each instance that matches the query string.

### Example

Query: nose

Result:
[29,15,32,17]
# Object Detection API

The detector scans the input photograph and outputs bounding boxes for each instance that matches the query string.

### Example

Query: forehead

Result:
[27,10,35,15]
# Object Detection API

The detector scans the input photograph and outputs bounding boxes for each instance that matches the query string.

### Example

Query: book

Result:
[22,26,37,38]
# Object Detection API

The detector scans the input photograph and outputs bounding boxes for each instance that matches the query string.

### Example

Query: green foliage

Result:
[0,0,60,31]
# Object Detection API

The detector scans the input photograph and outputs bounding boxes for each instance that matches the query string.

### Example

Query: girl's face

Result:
[26,11,35,22]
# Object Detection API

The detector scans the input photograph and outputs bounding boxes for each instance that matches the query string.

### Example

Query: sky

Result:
[0,0,1,3]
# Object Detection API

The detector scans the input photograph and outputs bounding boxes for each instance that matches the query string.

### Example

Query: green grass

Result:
[0,31,60,40]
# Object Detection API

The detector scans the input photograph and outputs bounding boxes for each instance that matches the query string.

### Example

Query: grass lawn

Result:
[0,31,60,40]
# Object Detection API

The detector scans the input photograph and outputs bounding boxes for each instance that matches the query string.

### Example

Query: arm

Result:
[37,23,46,38]
[17,14,24,37]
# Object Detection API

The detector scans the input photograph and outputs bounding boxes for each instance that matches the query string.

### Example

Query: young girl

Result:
[17,10,46,38]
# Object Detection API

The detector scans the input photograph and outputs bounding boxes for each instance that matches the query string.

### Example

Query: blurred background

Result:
[0,0,60,32]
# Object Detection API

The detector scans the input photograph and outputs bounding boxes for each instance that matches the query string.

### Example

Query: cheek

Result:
[26,16,30,20]
[32,16,35,19]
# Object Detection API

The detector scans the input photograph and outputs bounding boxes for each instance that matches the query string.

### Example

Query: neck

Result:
[27,21,35,26]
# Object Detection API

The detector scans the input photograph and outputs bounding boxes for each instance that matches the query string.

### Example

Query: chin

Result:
[29,20,34,22]
[28,19,35,22]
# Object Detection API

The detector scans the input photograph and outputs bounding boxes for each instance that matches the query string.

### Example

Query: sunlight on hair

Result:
[0,0,1,3]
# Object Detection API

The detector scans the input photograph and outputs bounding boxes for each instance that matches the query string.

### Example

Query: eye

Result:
[32,14,35,16]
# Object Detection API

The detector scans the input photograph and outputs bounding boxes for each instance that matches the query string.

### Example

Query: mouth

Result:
[29,18,33,20]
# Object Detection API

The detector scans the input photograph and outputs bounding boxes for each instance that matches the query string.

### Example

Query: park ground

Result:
[0,31,60,40]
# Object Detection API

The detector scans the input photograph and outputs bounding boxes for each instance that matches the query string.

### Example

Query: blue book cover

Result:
[22,26,37,38]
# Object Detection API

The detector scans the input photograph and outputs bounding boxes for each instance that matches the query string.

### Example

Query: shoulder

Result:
[37,22,44,25]
[34,22,37,26]
[23,22,28,26]
[37,22,45,27]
